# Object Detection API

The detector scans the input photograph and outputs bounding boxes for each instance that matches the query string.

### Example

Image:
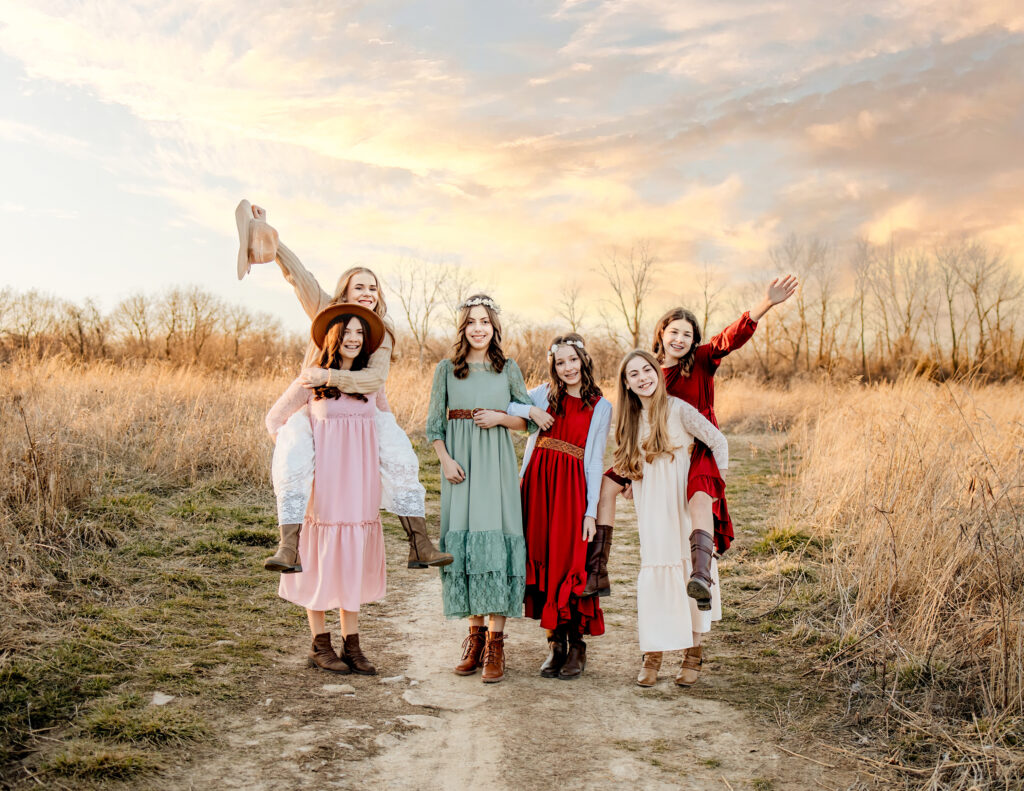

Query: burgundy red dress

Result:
[664,311,757,554]
[521,394,605,636]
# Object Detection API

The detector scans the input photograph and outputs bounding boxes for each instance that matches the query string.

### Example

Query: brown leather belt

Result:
[536,436,585,460]
[447,408,506,420]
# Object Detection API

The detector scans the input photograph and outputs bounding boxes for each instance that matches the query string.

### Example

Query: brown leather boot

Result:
[399,515,454,569]
[559,639,587,680]
[481,631,506,683]
[340,633,376,675]
[453,625,487,675]
[264,523,302,573]
[687,529,715,612]
[636,652,662,687]
[675,645,703,687]
[582,524,613,596]
[539,627,568,678]
[307,633,350,674]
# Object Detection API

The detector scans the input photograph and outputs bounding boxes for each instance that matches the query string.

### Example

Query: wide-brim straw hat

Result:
[234,199,278,280]
[311,302,386,354]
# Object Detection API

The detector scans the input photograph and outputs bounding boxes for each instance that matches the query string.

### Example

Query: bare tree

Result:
[61,298,109,360]
[223,302,254,360]
[850,238,873,379]
[388,259,451,366]
[685,262,727,336]
[113,293,156,356]
[598,241,658,348]
[183,287,221,363]
[556,280,586,333]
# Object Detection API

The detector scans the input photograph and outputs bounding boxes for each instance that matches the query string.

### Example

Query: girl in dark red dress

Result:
[510,334,613,680]
[600,274,798,685]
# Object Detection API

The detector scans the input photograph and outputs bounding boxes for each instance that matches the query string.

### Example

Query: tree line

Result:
[3,233,1021,382]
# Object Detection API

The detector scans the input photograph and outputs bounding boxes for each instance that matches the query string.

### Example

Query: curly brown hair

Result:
[546,333,602,415]
[450,294,506,379]
[312,314,372,402]
[651,307,703,375]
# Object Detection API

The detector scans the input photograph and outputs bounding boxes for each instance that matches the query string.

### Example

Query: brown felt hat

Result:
[235,199,279,280]
[311,302,385,353]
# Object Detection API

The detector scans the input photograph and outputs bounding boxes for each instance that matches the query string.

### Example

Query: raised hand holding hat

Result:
[235,199,280,280]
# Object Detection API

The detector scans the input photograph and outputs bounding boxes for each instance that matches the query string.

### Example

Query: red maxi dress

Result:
[520,394,605,636]
[664,311,758,554]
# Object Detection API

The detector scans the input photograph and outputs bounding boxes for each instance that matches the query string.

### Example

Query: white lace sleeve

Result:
[266,378,308,437]
[676,399,728,470]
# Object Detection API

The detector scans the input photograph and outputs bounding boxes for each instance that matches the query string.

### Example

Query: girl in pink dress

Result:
[265,303,388,676]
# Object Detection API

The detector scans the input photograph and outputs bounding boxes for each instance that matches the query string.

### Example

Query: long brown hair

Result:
[313,314,372,401]
[651,307,702,375]
[450,294,506,379]
[546,333,602,415]
[612,349,678,480]
[332,266,397,348]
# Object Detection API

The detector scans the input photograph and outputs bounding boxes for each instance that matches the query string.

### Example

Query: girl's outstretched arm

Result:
[750,274,799,321]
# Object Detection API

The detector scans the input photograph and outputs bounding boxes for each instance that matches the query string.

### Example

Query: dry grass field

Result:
[1,356,1022,789]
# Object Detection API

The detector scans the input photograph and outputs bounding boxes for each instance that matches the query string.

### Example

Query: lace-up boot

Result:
[481,631,506,683]
[454,626,487,675]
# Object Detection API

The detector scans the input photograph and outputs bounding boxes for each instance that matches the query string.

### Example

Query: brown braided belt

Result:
[447,409,506,420]
[536,436,585,460]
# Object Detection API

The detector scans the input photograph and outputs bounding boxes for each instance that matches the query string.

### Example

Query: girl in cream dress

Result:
[613,350,728,686]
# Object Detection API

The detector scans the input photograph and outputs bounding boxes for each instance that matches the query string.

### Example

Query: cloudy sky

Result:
[1,0,1022,331]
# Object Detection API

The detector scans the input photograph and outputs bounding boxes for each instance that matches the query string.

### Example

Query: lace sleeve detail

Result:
[265,378,309,437]
[676,399,728,470]
[506,360,538,434]
[426,360,450,443]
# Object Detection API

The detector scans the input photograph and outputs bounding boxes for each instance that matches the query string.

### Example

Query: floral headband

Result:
[459,296,501,313]
[548,339,585,358]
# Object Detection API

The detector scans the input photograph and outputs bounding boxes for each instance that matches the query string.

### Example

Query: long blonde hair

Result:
[332,266,396,347]
[613,349,678,480]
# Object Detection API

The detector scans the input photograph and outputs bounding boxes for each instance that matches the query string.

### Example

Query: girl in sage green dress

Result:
[427,294,537,684]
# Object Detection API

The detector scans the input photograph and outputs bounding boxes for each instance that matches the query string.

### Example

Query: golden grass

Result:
[4,357,1022,787]
[772,378,1024,787]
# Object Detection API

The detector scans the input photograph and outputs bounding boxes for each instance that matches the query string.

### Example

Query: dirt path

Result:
[161,435,862,791]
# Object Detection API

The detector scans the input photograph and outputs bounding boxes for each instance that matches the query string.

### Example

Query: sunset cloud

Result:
[0,0,1021,331]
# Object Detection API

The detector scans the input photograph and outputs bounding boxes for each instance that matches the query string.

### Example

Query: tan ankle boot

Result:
[264,523,302,573]
[675,645,703,686]
[454,626,487,675]
[340,633,376,675]
[307,633,350,674]
[399,515,454,568]
[636,652,662,687]
[481,631,506,683]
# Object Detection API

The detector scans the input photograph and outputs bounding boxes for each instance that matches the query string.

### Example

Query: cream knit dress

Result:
[632,397,728,653]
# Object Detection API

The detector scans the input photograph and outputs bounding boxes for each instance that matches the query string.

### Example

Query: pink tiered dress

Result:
[266,379,387,612]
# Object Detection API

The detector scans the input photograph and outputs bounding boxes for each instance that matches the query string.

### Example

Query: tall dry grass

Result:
[774,379,1024,787]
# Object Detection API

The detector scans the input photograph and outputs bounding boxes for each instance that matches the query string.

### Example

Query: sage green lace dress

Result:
[427,359,537,618]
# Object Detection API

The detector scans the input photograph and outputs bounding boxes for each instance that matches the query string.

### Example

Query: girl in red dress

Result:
[512,334,613,680]
[600,274,798,685]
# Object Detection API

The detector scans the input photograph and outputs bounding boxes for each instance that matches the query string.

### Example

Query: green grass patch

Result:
[85,700,207,745]
[225,528,277,547]
[43,740,162,779]
[751,525,819,555]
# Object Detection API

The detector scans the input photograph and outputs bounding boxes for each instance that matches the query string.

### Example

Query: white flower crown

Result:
[459,296,501,313]
[548,339,585,357]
